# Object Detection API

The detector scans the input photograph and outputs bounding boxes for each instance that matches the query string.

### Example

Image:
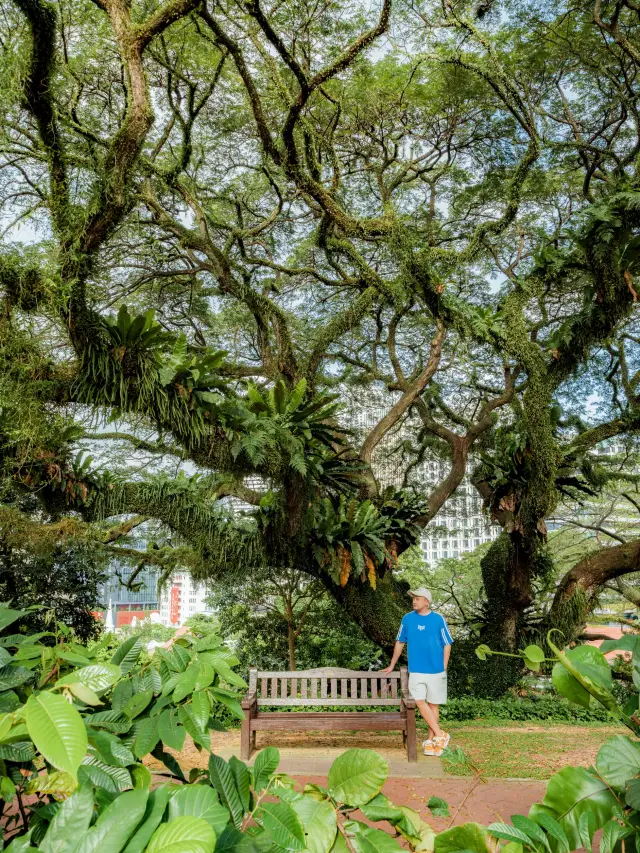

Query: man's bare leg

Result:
[427,703,439,741]
[415,700,444,739]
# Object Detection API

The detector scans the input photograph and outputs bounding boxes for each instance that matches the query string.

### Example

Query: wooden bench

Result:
[241,667,417,762]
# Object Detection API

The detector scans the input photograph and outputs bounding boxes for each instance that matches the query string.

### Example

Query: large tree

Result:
[1,0,639,690]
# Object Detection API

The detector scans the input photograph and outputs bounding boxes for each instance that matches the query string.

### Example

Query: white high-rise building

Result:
[158,572,215,626]
[344,391,501,565]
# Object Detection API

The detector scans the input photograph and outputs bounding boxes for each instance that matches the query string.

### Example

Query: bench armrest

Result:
[241,692,257,710]
[401,695,416,710]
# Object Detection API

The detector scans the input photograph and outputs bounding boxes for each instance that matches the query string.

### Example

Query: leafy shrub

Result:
[0,602,246,832]
[440,695,612,723]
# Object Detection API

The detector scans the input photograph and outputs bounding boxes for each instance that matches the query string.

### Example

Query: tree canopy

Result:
[1,0,640,690]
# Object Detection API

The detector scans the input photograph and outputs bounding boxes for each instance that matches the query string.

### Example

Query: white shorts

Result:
[408,671,447,704]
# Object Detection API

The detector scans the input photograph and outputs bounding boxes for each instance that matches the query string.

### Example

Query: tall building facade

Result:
[345,392,501,565]
[157,572,215,626]
[97,561,160,627]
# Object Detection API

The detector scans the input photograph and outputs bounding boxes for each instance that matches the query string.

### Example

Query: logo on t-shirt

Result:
[417,625,425,631]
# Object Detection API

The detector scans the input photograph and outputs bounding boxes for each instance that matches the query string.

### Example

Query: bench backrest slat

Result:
[250,667,406,707]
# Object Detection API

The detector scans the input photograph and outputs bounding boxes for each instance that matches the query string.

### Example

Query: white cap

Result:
[408,587,432,601]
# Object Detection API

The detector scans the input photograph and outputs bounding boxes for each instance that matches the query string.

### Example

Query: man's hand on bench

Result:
[381,665,394,674]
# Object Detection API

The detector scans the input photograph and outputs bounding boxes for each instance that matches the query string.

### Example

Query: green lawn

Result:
[425,721,626,779]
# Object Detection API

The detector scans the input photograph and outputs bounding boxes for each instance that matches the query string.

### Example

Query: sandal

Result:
[433,732,450,752]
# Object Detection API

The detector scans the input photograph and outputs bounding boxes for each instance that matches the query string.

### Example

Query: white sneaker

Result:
[422,738,433,748]
[423,742,437,756]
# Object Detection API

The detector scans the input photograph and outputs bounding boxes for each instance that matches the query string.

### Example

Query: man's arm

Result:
[382,641,405,674]
[443,643,451,670]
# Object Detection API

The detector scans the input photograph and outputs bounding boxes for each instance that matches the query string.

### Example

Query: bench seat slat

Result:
[252,715,405,731]
[256,697,400,706]
[256,669,402,679]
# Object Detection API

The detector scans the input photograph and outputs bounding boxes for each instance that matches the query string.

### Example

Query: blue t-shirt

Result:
[397,611,453,674]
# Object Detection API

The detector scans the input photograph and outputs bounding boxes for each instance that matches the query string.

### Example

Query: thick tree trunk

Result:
[287,622,297,670]
[479,533,535,650]
[548,539,640,640]
[326,571,409,654]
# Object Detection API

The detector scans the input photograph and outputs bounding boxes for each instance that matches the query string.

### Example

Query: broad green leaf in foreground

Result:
[434,822,492,853]
[40,781,94,853]
[259,801,306,851]
[253,746,280,792]
[25,691,87,780]
[75,787,149,853]
[327,749,388,807]
[168,783,231,835]
[596,735,640,789]
[291,793,337,853]
[146,815,216,853]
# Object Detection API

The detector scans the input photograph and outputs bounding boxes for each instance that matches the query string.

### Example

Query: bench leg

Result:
[405,706,417,762]
[241,712,252,760]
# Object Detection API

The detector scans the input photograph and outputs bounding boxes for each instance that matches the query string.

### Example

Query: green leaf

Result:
[26,691,87,780]
[67,683,103,706]
[599,635,640,654]
[158,710,186,751]
[0,607,27,632]
[209,754,244,829]
[111,638,143,675]
[79,756,132,792]
[358,828,404,853]
[426,796,450,818]
[258,802,306,851]
[229,756,251,814]
[551,662,591,709]
[87,728,136,767]
[0,664,33,691]
[151,745,187,782]
[133,716,160,759]
[5,830,34,853]
[207,657,247,689]
[123,690,153,719]
[434,822,491,853]
[191,692,211,732]
[194,635,223,653]
[174,665,200,703]
[112,680,134,713]
[123,786,171,853]
[168,784,231,835]
[131,765,152,789]
[40,781,95,853]
[0,740,35,761]
[510,815,550,850]
[523,645,545,663]
[215,826,268,853]
[56,665,122,693]
[596,735,640,789]
[75,787,148,853]
[578,811,595,852]
[179,705,210,750]
[626,776,640,810]
[327,749,387,807]
[600,820,623,853]
[531,766,618,850]
[487,823,534,846]
[253,747,279,792]
[475,645,491,661]
[146,816,216,853]
[291,794,337,853]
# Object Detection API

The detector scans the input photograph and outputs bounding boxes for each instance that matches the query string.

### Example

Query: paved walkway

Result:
[216,746,445,778]
[290,774,545,828]
[215,745,545,825]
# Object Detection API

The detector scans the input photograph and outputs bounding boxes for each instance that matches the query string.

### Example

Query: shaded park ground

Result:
[146,721,625,826]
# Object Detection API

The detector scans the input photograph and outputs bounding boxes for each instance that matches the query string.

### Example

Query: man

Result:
[382,587,452,757]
